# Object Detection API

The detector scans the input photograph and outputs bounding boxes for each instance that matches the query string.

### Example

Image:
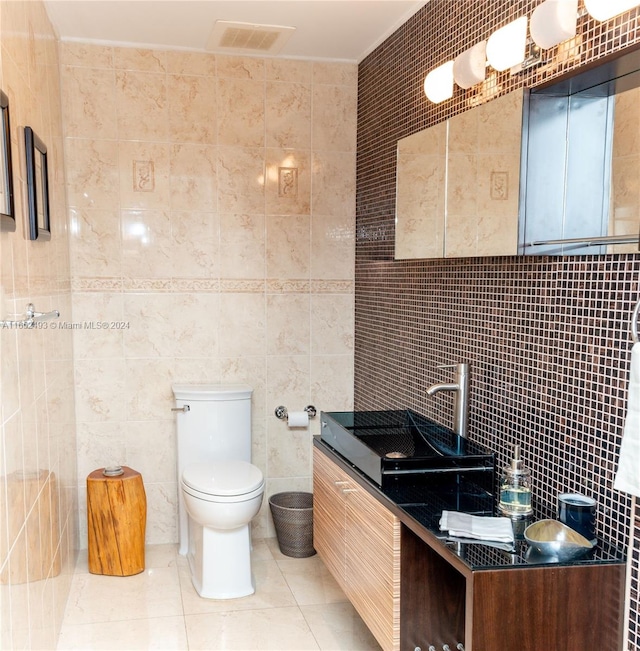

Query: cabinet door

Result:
[312,448,347,589]
[345,483,401,651]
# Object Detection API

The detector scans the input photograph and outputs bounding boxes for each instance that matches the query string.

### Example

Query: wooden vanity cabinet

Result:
[401,523,625,650]
[314,442,625,651]
[313,447,401,651]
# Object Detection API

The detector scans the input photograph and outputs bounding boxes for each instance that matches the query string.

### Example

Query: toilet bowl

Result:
[181,460,264,599]
[172,383,264,600]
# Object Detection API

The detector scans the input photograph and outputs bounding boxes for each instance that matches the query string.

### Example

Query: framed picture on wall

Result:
[25,126,51,241]
[0,90,15,232]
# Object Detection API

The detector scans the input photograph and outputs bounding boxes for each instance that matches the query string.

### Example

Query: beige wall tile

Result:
[312,61,357,86]
[266,214,310,280]
[121,209,172,279]
[311,152,356,216]
[114,47,167,72]
[125,358,175,421]
[74,358,127,423]
[69,208,122,278]
[167,50,216,76]
[311,355,354,412]
[266,82,311,149]
[170,211,219,279]
[168,74,216,144]
[311,213,355,281]
[123,293,218,358]
[170,144,217,211]
[217,147,265,213]
[266,294,310,355]
[265,148,311,215]
[61,66,117,139]
[218,293,266,357]
[217,78,265,147]
[115,70,168,141]
[60,44,356,551]
[64,139,119,209]
[174,357,222,385]
[125,420,177,484]
[219,213,265,279]
[217,55,265,80]
[0,8,79,628]
[76,422,126,479]
[1,329,20,420]
[118,142,171,210]
[310,294,355,355]
[312,84,357,152]
[266,59,313,83]
[59,42,113,68]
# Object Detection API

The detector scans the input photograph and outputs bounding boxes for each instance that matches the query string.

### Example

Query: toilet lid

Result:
[182,461,264,496]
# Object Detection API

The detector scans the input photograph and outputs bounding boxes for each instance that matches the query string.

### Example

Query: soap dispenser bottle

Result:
[498,444,533,518]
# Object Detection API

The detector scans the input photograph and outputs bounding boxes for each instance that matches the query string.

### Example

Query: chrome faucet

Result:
[426,363,469,438]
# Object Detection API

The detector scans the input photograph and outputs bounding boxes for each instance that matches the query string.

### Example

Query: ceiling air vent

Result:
[206,21,296,55]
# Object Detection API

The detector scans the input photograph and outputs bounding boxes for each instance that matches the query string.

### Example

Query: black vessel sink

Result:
[320,409,495,489]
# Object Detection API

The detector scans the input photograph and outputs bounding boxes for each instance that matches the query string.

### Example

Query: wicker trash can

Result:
[269,491,316,558]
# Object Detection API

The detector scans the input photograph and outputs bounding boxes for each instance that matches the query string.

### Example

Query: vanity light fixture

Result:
[585,0,640,21]
[423,60,454,103]
[453,41,487,89]
[530,0,578,49]
[486,16,528,71]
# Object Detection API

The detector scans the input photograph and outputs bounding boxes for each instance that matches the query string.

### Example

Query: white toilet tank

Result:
[172,384,253,476]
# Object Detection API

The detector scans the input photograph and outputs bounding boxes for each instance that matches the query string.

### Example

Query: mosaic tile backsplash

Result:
[355,1,640,647]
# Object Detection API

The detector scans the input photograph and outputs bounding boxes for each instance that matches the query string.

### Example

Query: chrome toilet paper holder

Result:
[274,405,317,420]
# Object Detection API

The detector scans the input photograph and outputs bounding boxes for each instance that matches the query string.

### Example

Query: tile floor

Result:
[57,539,382,650]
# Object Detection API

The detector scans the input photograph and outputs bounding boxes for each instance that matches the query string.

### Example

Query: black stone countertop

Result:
[314,437,626,570]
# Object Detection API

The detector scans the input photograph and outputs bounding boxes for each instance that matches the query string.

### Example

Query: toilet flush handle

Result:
[171,405,190,413]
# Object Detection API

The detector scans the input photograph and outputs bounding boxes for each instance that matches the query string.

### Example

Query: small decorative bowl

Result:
[524,519,595,562]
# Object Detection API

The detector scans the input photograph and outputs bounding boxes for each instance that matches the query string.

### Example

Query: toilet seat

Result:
[182,461,264,503]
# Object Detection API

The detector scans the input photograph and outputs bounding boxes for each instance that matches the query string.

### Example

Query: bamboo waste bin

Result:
[87,466,146,576]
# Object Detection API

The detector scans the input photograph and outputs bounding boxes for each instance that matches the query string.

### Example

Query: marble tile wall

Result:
[0,1,78,649]
[60,45,357,545]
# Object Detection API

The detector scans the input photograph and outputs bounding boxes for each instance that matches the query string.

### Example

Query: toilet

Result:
[172,383,265,599]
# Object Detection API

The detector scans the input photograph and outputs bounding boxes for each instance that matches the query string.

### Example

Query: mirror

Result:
[521,51,640,255]
[395,91,524,259]
[396,49,640,259]
[446,90,523,257]
[395,121,446,259]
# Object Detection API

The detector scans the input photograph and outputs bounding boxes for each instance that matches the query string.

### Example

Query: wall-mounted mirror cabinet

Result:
[396,49,640,259]
[396,91,524,259]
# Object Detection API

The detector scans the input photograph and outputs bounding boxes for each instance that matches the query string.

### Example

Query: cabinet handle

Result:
[342,488,358,493]
[456,645,465,651]
[334,481,349,486]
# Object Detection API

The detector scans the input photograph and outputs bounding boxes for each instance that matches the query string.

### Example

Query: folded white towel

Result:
[615,342,640,497]
[439,510,515,544]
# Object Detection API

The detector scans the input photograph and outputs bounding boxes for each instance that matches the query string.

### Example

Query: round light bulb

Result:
[423,61,454,103]
[531,0,578,49]
[585,0,640,21]
[486,16,528,72]
[454,41,487,89]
